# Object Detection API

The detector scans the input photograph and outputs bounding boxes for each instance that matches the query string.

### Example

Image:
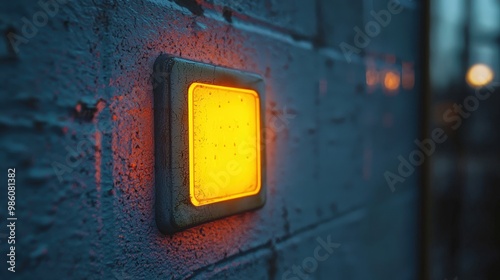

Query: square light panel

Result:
[154,56,266,234]
[188,83,261,206]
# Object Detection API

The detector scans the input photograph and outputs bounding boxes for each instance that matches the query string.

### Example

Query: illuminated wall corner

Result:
[153,55,266,234]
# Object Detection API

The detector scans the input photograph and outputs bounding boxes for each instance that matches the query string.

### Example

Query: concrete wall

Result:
[0,0,422,279]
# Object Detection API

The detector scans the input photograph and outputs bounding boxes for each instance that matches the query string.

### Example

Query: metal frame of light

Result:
[154,55,266,234]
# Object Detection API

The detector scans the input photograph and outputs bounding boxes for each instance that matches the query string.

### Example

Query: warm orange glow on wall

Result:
[384,71,401,92]
[188,83,261,206]
[466,63,494,88]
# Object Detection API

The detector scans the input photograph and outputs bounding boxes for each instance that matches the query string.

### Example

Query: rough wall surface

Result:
[0,0,421,279]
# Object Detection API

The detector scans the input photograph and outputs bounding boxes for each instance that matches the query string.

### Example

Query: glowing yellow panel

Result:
[188,83,261,206]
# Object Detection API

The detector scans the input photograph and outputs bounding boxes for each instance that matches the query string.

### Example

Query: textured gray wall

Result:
[0,0,422,279]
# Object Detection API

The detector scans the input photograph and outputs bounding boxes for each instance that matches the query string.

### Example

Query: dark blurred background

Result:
[427,0,500,279]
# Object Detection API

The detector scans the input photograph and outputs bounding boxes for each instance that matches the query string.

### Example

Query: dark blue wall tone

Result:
[0,0,422,279]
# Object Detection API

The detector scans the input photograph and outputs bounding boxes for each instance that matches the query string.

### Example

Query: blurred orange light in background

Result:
[188,83,261,206]
[384,71,401,92]
[366,69,379,87]
[402,62,415,90]
[466,63,494,88]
